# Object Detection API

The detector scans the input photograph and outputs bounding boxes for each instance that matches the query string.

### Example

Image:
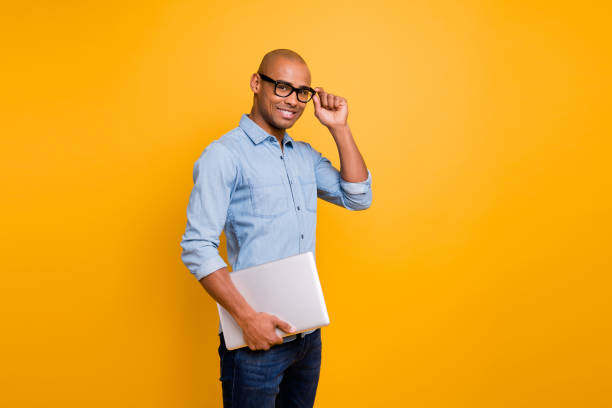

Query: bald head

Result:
[257,49,308,75]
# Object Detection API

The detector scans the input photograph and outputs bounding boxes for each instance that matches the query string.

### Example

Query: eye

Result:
[277,84,289,91]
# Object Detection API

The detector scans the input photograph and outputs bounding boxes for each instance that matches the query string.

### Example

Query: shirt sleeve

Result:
[180,141,237,280]
[308,144,373,211]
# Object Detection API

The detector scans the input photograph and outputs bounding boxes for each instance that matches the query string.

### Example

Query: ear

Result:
[250,73,260,93]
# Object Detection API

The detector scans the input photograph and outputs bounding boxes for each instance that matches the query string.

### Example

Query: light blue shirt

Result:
[180,113,373,341]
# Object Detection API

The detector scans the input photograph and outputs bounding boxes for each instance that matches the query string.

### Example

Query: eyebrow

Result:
[277,78,311,89]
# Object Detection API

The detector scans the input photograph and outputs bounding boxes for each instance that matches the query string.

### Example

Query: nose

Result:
[285,90,298,106]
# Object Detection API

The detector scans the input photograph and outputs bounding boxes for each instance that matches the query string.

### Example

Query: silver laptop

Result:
[217,251,330,350]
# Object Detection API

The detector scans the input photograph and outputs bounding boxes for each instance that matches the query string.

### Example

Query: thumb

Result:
[275,317,297,334]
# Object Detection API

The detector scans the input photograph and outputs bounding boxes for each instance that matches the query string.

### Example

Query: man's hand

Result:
[313,87,348,130]
[239,312,297,351]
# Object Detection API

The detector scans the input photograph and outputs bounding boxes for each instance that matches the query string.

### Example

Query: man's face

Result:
[252,58,311,132]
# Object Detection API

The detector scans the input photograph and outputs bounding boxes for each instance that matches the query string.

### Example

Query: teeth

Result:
[278,107,296,118]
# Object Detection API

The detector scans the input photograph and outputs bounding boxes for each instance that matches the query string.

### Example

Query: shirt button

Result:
[297,206,300,211]
[301,234,304,239]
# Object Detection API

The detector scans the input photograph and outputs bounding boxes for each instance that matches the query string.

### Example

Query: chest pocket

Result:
[299,175,318,213]
[248,176,289,218]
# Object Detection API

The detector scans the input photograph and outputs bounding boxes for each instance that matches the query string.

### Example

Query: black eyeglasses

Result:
[257,72,316,103]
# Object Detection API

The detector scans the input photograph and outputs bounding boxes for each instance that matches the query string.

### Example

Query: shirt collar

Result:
[239,113,294,148]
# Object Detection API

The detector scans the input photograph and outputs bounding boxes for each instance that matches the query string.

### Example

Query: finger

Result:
[333,95,340,109]
[321,92,328,109]
[312,92,321,111]
[326,93,334,109]
[318,89,328,108]
[275,316,297,334]
[320,92,326,108]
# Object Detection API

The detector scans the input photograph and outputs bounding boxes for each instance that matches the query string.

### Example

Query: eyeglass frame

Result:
[257,72,316,103]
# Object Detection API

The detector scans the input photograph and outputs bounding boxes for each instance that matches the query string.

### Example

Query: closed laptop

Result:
[217,251,330,350]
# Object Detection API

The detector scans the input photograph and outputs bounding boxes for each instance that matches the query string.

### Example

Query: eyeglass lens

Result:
[275,83,314,102]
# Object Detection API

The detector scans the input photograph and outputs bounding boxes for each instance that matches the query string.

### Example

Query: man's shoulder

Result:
[217,125,246,149]
[199,126,246,160]
[291,139,318,153]
[291,139,321,162]
[219,124,248,144]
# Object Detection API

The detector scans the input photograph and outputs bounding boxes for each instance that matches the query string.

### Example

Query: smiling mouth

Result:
[277,107,297,119]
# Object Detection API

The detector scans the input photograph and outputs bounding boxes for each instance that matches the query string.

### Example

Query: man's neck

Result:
[247,113,285,151]
[248,113,284,138]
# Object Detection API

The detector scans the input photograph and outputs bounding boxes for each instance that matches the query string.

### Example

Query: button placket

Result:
[279,150,307,249]
[280,150,297,213]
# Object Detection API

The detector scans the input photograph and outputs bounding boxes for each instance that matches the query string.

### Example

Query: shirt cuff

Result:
[194,255,228,280]
[340,169,372,195]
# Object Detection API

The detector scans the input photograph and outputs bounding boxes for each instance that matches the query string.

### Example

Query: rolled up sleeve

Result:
[309,144,373,211]
[180,142,237,280]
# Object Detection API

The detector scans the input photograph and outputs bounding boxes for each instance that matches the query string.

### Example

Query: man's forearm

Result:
[329,124,368,182]
[199,267,256,327]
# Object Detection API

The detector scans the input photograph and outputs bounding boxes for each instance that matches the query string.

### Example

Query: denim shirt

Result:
[180,113,373,337]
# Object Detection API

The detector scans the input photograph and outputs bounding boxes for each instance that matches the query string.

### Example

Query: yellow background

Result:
[1,1,610,406]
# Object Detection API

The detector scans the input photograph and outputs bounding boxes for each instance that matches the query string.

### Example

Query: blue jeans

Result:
[218,328,322,407]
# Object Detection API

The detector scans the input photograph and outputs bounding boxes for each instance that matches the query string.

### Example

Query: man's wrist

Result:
[235,307,257,328]
[328,122,350,138]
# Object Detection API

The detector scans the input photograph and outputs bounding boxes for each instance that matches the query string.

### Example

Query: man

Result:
[180,49,372,407]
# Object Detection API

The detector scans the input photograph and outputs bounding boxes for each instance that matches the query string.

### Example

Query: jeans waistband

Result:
[282,328,318,343]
